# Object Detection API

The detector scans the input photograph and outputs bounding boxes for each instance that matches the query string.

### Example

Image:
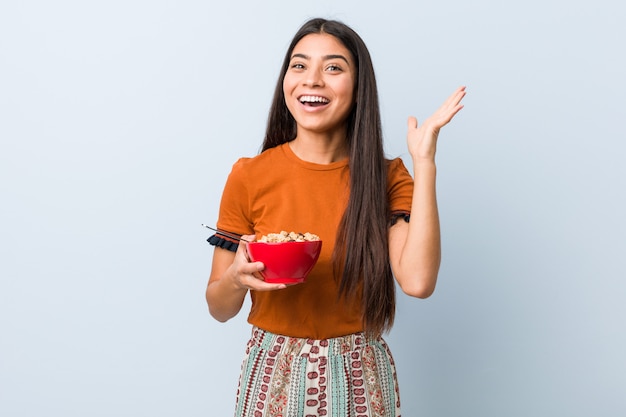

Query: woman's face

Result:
[283,33,356,137]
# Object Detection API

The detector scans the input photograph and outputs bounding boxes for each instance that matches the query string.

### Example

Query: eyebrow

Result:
[290,53,351,66]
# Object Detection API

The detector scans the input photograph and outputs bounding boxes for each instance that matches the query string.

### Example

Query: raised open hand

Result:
[407,86,466,161]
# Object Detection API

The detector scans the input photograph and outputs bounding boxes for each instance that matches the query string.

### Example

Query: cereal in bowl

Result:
[259,231,320,243]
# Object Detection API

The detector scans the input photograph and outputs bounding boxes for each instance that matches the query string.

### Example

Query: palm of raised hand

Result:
[407,86,466,161]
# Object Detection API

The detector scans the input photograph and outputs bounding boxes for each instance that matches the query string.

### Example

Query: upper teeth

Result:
[300,96,329,104]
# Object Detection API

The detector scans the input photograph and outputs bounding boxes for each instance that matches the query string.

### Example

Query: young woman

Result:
[206,17,465,417]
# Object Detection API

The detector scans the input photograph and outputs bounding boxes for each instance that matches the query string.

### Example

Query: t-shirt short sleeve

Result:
[216,158,255,236]
[387,157,414,215]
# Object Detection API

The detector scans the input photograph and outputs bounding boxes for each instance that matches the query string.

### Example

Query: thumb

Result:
[237,234,256,257]
[407,116,418,130]
[240,234,256,243]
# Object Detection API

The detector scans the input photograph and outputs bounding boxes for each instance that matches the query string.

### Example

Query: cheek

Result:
[338,83,356,107]
[336,75,356,103]
[282,78,292,103]
[282,74,296,95]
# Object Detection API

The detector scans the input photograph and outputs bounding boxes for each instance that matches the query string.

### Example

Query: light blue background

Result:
[1,0,625,416]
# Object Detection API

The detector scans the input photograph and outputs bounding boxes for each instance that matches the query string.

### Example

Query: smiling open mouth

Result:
[299,95,330,107]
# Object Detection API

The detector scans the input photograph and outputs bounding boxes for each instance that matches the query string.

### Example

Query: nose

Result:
[303,67,324,87]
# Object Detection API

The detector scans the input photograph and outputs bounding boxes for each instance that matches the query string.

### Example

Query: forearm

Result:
[206,249,248,322]
[394,86,464,296]
[396,160,441,297]
[206,243,285,321]
[206,269,248,322]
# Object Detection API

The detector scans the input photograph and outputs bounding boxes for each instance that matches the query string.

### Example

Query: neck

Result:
[289,131,349,164]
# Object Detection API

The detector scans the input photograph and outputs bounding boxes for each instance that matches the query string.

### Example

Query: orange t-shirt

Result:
[214,143,414,339]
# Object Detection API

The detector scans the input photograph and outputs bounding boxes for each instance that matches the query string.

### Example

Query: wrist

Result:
[412,158,437,170]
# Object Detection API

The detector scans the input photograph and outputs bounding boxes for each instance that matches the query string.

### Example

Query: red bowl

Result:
[246,240,322,284]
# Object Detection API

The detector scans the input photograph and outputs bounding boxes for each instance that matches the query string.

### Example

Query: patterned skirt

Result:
[234,326,402,417]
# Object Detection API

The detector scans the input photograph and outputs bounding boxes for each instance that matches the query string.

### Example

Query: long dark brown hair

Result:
[262,18,394,337]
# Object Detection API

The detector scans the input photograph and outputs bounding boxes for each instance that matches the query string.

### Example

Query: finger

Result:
[407,116,418,130]
[451,85,466,98]
[238,234,256,251]
[240,273,287,291]
[240,234,256,243]
[437,104,464,126]
[436,88,466,123]
[240,260,265,275]
[236,234,257,261]
[450,86,467,107]
[251,281,288,291]
[441,86,466,109]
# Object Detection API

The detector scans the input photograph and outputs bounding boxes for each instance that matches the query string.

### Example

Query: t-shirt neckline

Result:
[280,142,349,171]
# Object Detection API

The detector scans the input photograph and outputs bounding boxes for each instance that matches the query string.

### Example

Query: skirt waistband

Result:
[246,326,381,360]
